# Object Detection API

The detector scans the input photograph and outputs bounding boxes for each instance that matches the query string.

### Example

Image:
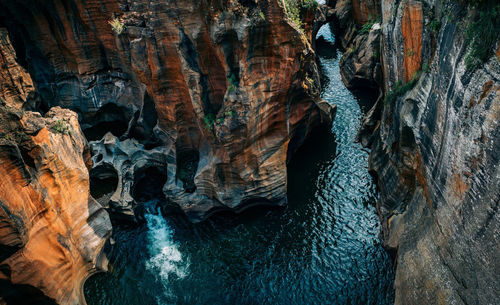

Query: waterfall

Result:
[144,201,188,303]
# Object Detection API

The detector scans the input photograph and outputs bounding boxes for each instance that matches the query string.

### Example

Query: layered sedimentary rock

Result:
[329,0,383,92]
[0,29,111,305]
[331,0,500,303]
[0,0,334,222]
[0,29,35,109]
[339,22,382,91]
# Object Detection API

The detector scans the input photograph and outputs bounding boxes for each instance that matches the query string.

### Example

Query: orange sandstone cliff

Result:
[0,29,111,304]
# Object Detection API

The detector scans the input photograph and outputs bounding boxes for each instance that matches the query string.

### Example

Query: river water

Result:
[84,24,394,305]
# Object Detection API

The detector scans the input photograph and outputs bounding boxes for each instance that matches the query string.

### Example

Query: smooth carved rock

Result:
[0,26,111,304]
[0,106,112,305]
[332,0,358,48]
[89,133,172,221]
[0,0,334,222]
[325,0,382,95]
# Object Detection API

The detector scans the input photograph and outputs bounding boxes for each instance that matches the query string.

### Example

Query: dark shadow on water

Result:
[0,281,58,305]
[288,127,337,202]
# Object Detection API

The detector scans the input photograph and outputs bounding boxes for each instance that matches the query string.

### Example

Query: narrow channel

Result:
[84,24,395,305]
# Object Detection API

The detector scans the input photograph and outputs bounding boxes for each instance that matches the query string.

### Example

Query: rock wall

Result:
[0,0,334,222]
[330,0,383,93]
[0,29,112,305]
[332,0,500,303]
[0,29,35,109]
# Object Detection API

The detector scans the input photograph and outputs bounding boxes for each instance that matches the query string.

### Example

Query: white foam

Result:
[144,204,188,303]
[145,208,188,279]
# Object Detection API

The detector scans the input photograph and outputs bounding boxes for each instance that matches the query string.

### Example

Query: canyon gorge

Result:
[0,0,498,304]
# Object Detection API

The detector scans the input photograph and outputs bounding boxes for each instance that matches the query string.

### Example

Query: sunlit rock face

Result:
[0,0,334,222]
[330,0,500,303]
[0,106,112,305]
[0,29,35,109]
[0,29,111,305]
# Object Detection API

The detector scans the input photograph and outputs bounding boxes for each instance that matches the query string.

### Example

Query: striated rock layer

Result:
[0,28,112,305]
[0,29,35,109]
[0,0,334,222]
[330,0,500,303]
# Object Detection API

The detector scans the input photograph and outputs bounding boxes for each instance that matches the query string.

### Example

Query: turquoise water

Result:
[84,24,394,305]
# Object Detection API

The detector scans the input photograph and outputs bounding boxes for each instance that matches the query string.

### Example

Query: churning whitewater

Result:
[144,202,188,303]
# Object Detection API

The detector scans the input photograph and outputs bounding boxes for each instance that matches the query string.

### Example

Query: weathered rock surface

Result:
[339,23,382,91]
[0,0,334,222]
[0,29,35,110]
[351,0,380,25]
[89,133,171,221]
[0,107,112,304]
[326,0,383,94]
[339,0,500,303]
[0,28,112,305]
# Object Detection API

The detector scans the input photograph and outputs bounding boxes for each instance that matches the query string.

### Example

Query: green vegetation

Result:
[108,18,126,35]
[203,114,216,131]
[429,19,441,34]
[259,10,266,21]
[359,18,376,35]
[464,2,500,70]
[422,62,430,73]
[406,49,415,57]
[228,74,238,92]
[284,0,303,30]
[301,0,318,10]
[283,0,317,31]
[52,120,71,135]
[384,75,419,105]
[203,108,235,131]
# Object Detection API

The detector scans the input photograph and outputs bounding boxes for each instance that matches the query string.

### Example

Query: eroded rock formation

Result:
[0,29,35,109]
[0,107,112,305]
[330,0,500,303]
[0,28,111,305]
[327,0,383,93]
[0,0,334,222]
[89,133,171,221]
